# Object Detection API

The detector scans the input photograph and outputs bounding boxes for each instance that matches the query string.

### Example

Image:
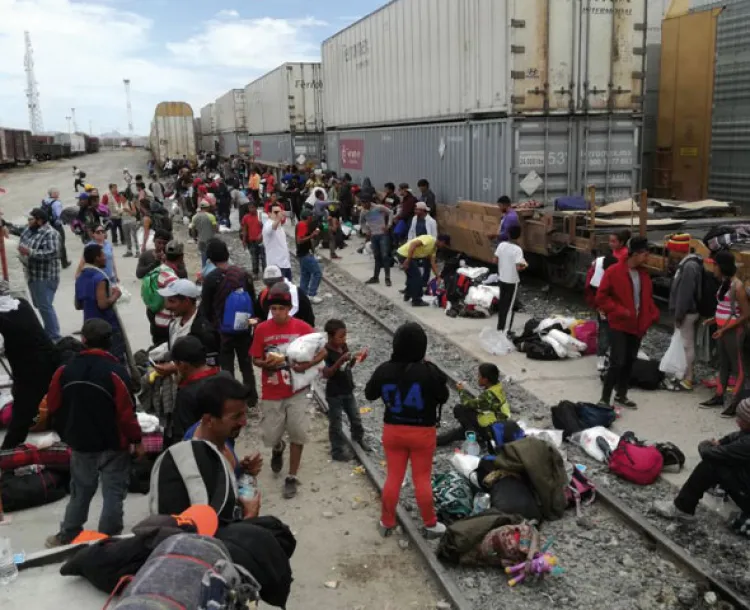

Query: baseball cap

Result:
[263,265,283,281]
[158,278,201,299]
[267,281,292,307]
[199,200,211,209]
[131,504,219,538]
[76,192,89,200]
[415,201,428,211]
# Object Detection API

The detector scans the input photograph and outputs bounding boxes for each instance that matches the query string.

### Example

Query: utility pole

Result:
[71,107,78,133]
[123,79,134,137]
[24,31,44,134]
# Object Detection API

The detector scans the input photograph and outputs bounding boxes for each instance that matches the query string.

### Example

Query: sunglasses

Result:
[94,229,106,234]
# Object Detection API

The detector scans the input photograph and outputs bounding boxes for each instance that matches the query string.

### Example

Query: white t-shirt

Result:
[494,242,525,284]
[262,220,291,269]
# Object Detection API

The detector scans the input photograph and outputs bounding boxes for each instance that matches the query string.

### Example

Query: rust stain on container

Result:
[154,101,194,118]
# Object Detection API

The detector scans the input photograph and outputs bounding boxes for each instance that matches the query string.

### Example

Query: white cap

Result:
[416,201,428,211]
[158,278,201,299]
[263,265,282,281]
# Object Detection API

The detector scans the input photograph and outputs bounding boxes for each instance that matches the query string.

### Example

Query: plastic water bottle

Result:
[462,432,481,457]
[0,537,18,585]
[472,493,491,515]
[237,474,257,500]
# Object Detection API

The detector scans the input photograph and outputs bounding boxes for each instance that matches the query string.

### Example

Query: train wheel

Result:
[544,249,584,290]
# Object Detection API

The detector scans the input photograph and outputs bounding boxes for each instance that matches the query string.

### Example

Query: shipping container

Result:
[54,132,86,155]
[216,89,247,133]
[201,135,219,153]
[325,115,641,206]
[200,103,217,136]
[250,133,326,166]
[218,132,250,157]
[245,63,324,135]
[322,0,647,129]
[149,101,197,166]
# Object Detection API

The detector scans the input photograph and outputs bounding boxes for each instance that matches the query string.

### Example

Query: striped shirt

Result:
[716,281,741,327]
[19,224,60,281]
[154,264,178,328]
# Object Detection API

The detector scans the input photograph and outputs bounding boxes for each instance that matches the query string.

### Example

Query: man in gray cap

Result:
[653,398,750,523]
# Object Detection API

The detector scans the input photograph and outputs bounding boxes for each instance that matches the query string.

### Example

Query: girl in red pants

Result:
[365,322,450,539]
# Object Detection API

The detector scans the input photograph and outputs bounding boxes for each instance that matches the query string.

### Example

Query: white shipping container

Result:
[244,63,324,135]
[216,89,247,133]
[149,102,197,166]
[200,103,216,135]
[54,132,85,153]
[322,0,647,128]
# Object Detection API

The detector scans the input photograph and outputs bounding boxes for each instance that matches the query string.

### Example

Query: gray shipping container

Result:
[219,132,249,157]
[326,116,641,206]
[251,133,325,165]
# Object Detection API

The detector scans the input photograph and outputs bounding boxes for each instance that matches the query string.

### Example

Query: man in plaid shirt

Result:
[19,208,62,341]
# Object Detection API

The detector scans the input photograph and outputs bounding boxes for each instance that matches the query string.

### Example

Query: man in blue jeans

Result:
[360,193,393,287]
[397,234,451,307]
[296,210,323,304]
[44,319,144,547]
[19,207,62,342]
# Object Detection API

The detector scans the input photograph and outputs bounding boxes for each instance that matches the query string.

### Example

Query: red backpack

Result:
[606,432,663,486]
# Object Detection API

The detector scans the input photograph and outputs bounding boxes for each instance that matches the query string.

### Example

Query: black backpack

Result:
[694,260,721,318]
[654,442,686,472]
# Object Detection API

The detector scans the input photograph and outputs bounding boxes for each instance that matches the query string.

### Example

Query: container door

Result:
[510,0,552,113]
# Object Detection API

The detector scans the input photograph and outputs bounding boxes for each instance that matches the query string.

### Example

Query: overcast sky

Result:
[0,0,381,135]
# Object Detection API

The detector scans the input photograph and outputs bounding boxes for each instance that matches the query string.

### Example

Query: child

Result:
[493,224,527,333]
[241,201,265,276]
[322,319,371,461]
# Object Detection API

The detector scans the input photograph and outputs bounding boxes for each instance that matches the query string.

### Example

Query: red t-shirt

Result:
[242,213,263,242]
[265,174,276,193]
[250,317,315,400]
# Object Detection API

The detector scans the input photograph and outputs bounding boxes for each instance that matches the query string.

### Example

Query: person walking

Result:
[19,207,62,342]
[102,183,125,246]
[595,237,660,409]
[72,166,85,192]
[361,194,393,286]
[45,319,143,548]
[263,202,292,280]
[296,211,323,304]
[365,322,449,539]
[41,188,71,268]
[493,225,528,334]
[241,200,265,276]
[668,252,704,391]
[190,200,218,267]
[120,191,139,258]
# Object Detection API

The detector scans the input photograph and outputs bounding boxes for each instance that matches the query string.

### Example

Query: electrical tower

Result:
[123,79,134,136]
[24,31,43,134]
[71,107,78,132]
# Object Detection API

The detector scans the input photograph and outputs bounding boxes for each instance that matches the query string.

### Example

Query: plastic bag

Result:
[541,334,567,359]
[659,331,687,378]
[291,363,324,392]
[137,227,154,251]
[457,267,490,281]
[479,328,516,356]
[450,452,481,480]
[570,426,621,463]
[116,286,132,305]
[286,333,326,363]
[547,329,588,354]
[466,285,499,309]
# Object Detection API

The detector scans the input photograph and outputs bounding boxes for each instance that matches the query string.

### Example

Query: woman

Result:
[75,224,118,284]
[365,322,449,539]
[609,229,631,262]
[701,250,750,417]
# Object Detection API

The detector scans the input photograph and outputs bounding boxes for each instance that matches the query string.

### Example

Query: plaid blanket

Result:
[0,442,71,472]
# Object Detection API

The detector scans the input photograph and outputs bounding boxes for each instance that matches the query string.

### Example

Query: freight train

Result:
[0,128,32,168]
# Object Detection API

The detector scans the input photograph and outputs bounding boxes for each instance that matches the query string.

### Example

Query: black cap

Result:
[171,336,206,365]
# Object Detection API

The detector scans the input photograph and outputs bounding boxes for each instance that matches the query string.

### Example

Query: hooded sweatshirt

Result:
[458,383,510,426]
[669,253,703,323]
[365,322,449,427]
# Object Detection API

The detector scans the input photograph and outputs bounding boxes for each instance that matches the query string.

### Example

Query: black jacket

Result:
[699,430,750,497]
[171,369,231,445]
[0,298,59,383]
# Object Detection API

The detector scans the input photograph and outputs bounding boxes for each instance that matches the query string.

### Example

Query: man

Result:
[45,319,143,547]
[668,252,704,391]
[164,240,188,279]
[653,397,750,524]
[135,229,172,280]
[257,265,315,326]
[417,178,437,218]
[138,233,179,347]
[595,236,660,409]
[200,238,259,407]
[397,234,451,308]
[339,173,353,222]
[251,283,324,499]
[408,201,439,287]
[41,188,71,268]
[360,194,393,286]
[120,189,139,258]
[241,201,265,275]
[72,166,85,192]
[102,183,125,246]
[496,196,519,244]
[248,167,261,203]
[0,280,61,449]
[263,203,292,280]
[396,183,418,228]
[190,200,218,267]
[19,207,62,342]
[296,211,323,304]
[382,182,399,209]
[148,173,165,204]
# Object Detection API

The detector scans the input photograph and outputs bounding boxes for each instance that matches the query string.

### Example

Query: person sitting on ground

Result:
[46,319,143,548]
[365,322,449,539]
[397,233,451,307]
[257,265,315,327]
[322,319,371,461]
[653,397,750,525]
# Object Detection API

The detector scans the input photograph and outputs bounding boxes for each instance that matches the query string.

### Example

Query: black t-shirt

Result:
[324,345,354,397]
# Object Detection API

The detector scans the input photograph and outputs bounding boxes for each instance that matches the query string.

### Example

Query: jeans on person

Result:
[122,219,138,254]
[146,308,169,348]
[299,255,322,297]
[280,268,292,281]
[601,329,641,402]
[59,450,131,543]
[371,234,391,281]
[400,256,424,304]
[675,457,750,515]
[1,378,50,449]
[327,394,364,458]
[219,333,258,406]
[53,223,70,266]
[109,218,124,245]
[27,278,61,342]
[418,258,431,287]
[381,424,438,529]
[597,314,611,358]
[247,241,266,275]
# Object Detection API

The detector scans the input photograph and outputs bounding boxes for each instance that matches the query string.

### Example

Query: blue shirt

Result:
[498,209,520,242]
[184,422,241,476]
[415,217,427,237]
[86,240,115,282]
[74,267,119,329]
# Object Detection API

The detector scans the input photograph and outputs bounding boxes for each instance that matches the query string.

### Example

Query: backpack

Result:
[219,272,254,335]
[550,400,585,440]
[565,468,596,517]
[692,259,721,318]
[606,432,664,486]
[79,171,86,179]
[654,441,685,472]
[628,358,664,390]
[141,267,164,313]
[477,522,540,567]
[574,402,616,429]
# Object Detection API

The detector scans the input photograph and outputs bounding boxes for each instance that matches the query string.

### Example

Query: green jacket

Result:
[458,383,510,426]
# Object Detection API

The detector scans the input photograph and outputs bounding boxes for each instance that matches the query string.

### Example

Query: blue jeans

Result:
[370,233,391,280]
[60,450,131,542]
[399,256,424,303]
[327,394,364,457]
[28,278,61,341]
[299,255,321,297]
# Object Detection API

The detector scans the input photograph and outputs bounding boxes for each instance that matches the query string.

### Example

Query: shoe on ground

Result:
[356,437,373,452]
[271,440,286,474]
[700,395,724,408]
[45,533,65,549]
[365,277,379,285]
[310,296,323,304]
[596,356,606,372]
[378,521,395,538]
[283,475,299,499]
[399,288,406,294]
[423,522,447,540]
[331,254,342,259]
[651,500,695,522]
[412,300,428,308]
[331,449,354,462]
[385,278,392,287]
[403,294,410,302]
[720,405,737,418]
[356,248,364,254]
[673,379,694,392]
[596,400,613,410]
[614,395,637,409]
[123,251,133,258]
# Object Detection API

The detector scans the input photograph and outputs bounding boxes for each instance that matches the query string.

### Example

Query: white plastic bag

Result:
[291,364,324,392]
[659,330,687,378]
[465,285,499,309]
[450,452,481,480]
[286,333,326,363]
[457,266,489,281]
[116,286,132,305]
[137,227,154,251]
[479,327,516,356]
[570,426,621,463]
[547,329,587,354]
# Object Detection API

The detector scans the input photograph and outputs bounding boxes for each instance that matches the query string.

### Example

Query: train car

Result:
[54,133,86,156]
[85,135,100,154]
[0,127,33,167]
[150,101,197,167]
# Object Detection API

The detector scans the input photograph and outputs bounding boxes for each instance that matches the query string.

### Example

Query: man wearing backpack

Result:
[138,236,180,347]
[200,239,259,407]
[668,253,705,391]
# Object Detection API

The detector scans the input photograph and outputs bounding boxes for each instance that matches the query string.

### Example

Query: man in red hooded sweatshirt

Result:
[595,236,660,409]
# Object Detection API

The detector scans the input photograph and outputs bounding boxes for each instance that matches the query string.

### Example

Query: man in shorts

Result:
[250,282,325,498]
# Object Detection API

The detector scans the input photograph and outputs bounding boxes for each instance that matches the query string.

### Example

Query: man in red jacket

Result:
[595,237,660,409]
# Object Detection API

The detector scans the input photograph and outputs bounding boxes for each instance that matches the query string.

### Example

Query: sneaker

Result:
[378,521,395,538]
[720,405,737,418]
[332,449,353,462]
[596,400,613,410]
[651,500,695,522]
[271,440,286,474]
[123,251,133,258]
[310,296,323,304]
[399,288,406,294]
[700,395,724,408]
[45,533,66,549]
[365,277,379,285]
[283,475,299,499]
[385,278,392,287]
[596,356,606,372]
[423,522,447,540]
[411,300,428,308]
[403,294,410,302]
[614,395,637,409]
[675,380,694,392]
[356,247,364,254]
[356,437,373,452]
[61,261,72,269]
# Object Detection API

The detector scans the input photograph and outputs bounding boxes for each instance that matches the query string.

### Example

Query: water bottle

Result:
[237,474,257,500]
[0,537,18,585]
[461,432,481,457]
[472,493,491,515]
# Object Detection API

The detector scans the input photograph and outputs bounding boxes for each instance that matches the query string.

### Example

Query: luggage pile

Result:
[513,317,596,361]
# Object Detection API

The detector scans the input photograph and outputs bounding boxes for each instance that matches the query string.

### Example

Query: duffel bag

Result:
[607,433,663,485]
[1,468,68,512]
[0,442,72,472]
[574,402,616,429]
[551,400,584,440]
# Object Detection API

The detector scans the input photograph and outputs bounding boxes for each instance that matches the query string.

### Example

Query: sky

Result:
[0,0,383,135]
